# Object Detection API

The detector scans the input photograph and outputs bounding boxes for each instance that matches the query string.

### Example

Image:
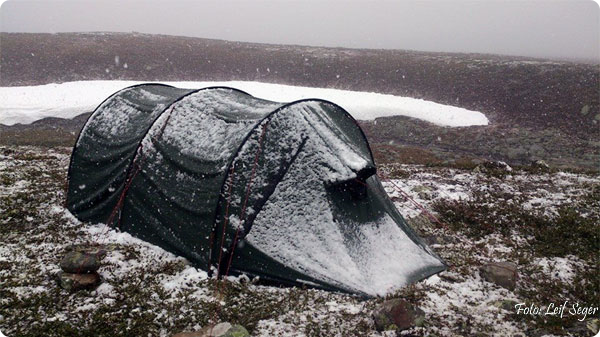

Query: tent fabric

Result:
[67,84,446,297]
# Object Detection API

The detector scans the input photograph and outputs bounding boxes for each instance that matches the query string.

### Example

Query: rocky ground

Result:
[1,146,598,336]
[363,116,599,172]
[2,112,598,171]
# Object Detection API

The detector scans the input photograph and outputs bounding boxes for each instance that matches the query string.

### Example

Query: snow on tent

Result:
[66,83,446,297]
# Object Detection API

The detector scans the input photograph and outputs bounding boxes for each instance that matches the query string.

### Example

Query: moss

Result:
[385,323,398,331]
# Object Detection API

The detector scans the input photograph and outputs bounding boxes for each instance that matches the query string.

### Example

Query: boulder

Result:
[58,271,101,291]
[372,298,425,332]
[172,323,250,337]
[479,262,518,290]
[60,251,101,273]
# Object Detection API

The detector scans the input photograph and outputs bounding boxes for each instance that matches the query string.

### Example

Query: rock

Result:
[60,251,102,273]
[474,160,513,173]
[438,273,461,283]
[580,105,590,115]
[479,262,518,290]
[421,234,455,246]
[528,328,551,337]
[58,271,101,291]
[407,215,456,244]
[421,234,440,246]
[439,234,456,244]
[214,323,249,337]
[491,299,519,311]
[586,319,599,335]
[172,323,250,337]
[530,160,550,171]
[172,332,204,337]
[566,320,596,336]
[412,185,433,200]
[496,161,512,172]
[500,300,519,311]
[372,298,425,332]
[407,215,434,234]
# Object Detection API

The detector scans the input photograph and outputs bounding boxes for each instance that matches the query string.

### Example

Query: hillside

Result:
[0,32,598,170]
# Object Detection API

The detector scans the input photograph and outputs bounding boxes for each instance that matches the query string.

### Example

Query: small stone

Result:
[438,273,461,283]
[581,105,590,115]
[529,328,551,337]
[407,214,436,234]
[60,251,100,273]
[220,324,249,337]
[501,300,519,311]
[412,185,433,200]
[586,319,599,334]
[421,235,439,246]
[479,262,518,290]
[58,271,101,291]
[491,299,519,311]
[172,332,204,337]
[372,298,425,332]
[173,323,250,337]
[565,320,593,336]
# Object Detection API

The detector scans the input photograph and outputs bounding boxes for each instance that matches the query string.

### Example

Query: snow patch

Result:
[0,80,489,127]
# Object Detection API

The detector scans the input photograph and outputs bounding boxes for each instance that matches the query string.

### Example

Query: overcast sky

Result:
[1,0,598,61]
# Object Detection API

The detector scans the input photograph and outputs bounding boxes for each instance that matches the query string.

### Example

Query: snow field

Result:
[0,80,489,127]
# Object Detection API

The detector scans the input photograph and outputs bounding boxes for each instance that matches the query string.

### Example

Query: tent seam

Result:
[209,98,376,270]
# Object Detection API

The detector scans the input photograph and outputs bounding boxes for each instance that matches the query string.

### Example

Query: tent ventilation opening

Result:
[355,166,376,180]
[330,167,376,201]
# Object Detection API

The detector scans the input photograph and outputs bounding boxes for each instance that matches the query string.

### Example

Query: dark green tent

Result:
[67,83,445,297]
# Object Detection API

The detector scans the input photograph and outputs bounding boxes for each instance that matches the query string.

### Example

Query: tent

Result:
[66,83,446,297]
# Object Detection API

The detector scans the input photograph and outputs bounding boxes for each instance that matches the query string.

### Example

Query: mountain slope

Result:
[1,32,598,170]
[1,32,598,136]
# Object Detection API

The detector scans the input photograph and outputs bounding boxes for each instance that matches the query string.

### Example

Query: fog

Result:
[1,0,598,61]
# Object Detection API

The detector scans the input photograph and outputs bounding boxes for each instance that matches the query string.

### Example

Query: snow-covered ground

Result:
[0,80,489,127]
[1,146,597,336]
